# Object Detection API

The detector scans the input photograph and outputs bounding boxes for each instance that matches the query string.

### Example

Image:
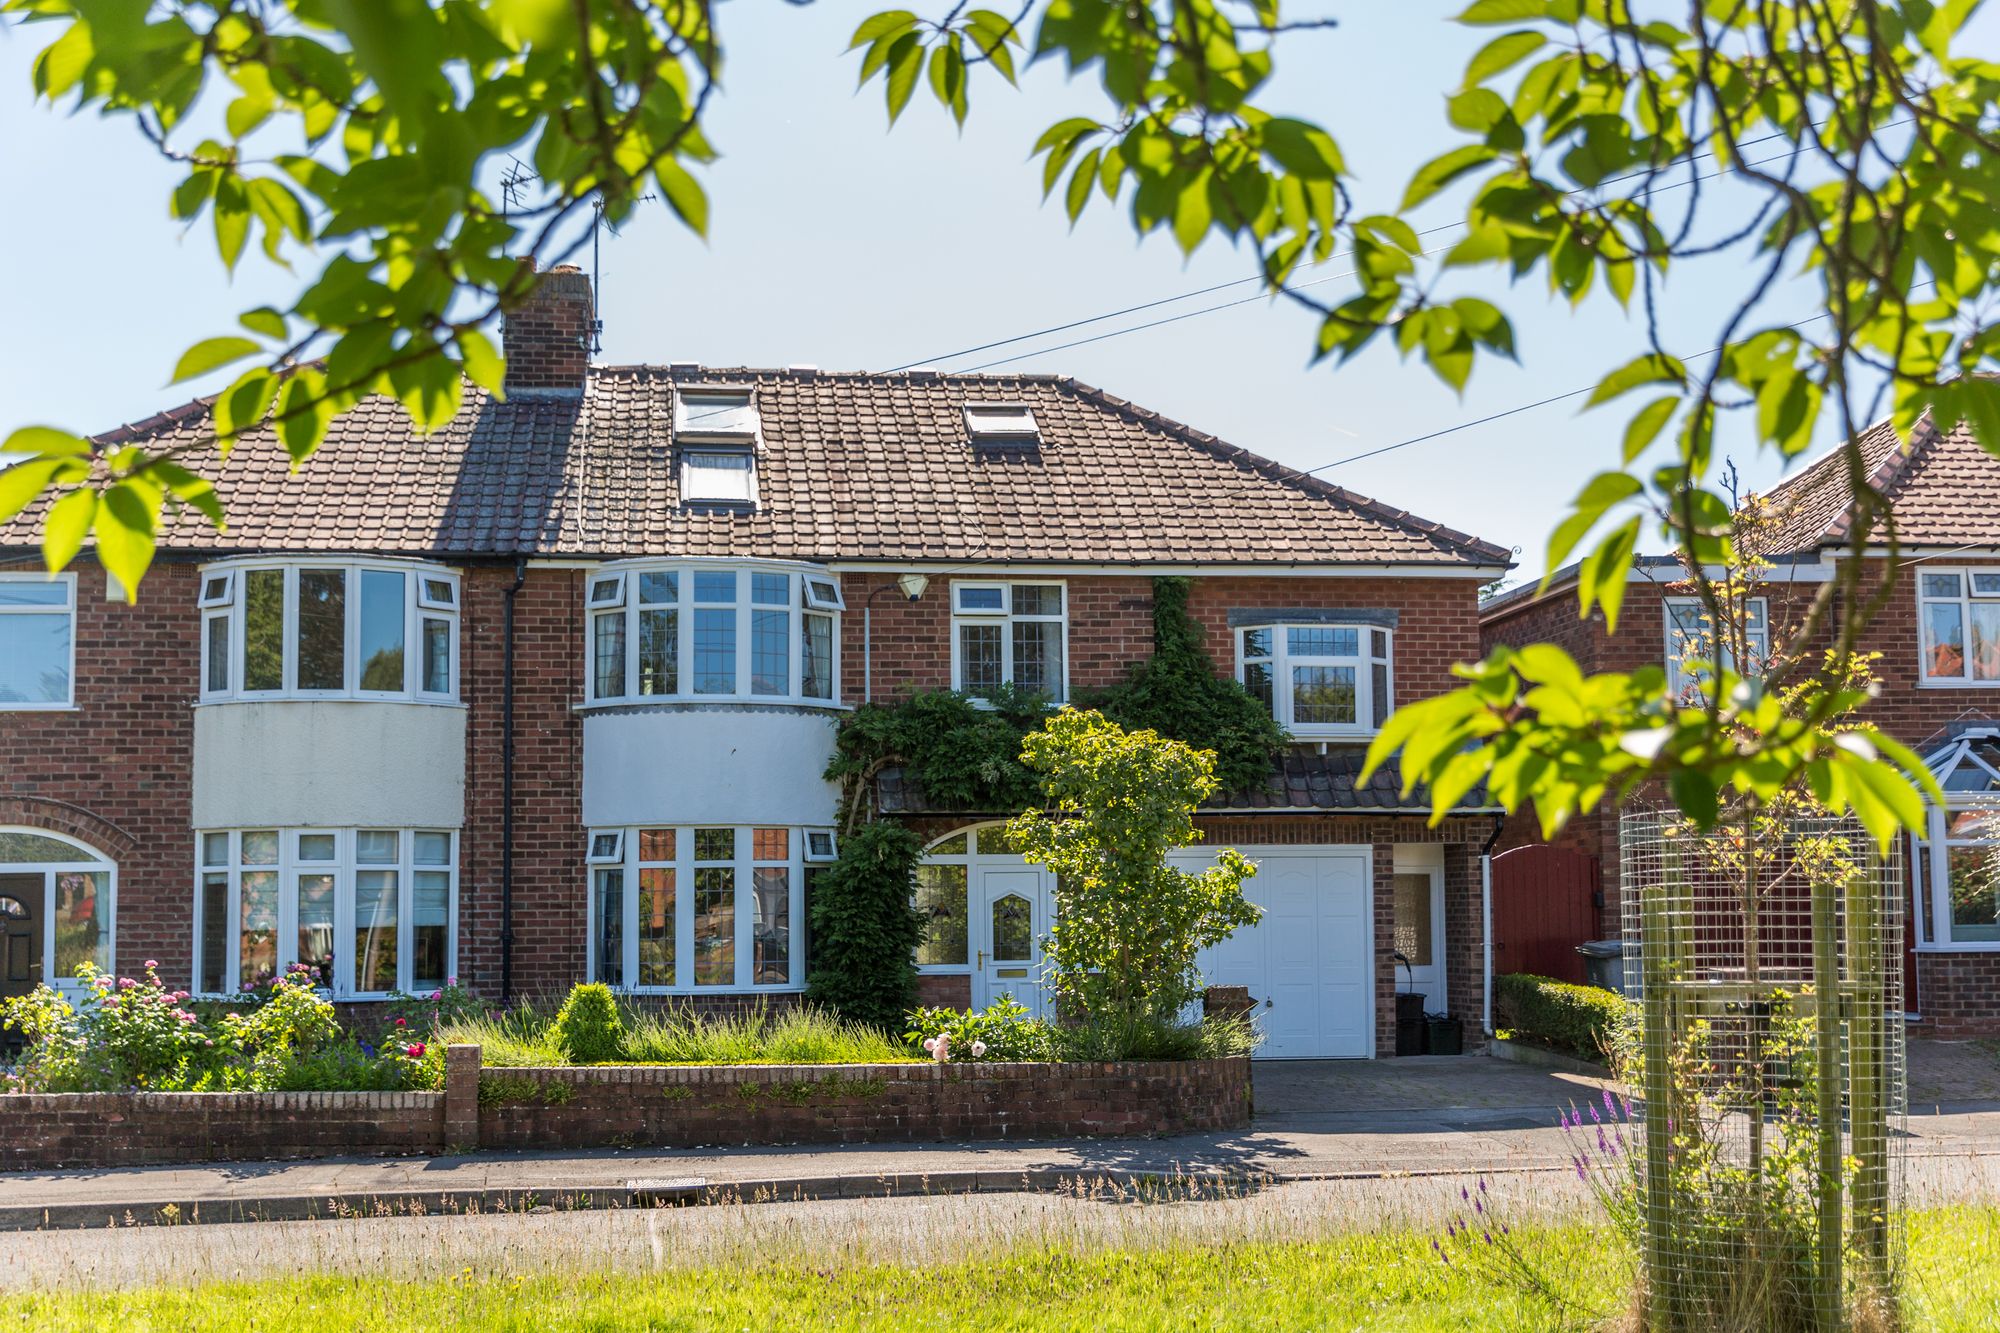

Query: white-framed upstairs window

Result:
[1664,595,1769,704]
[194,827,455,998]
[950,581,1066,703]
[674,387,760,507]
[587,823,831,992]
[586,562,842,707]
[0,571,76,710]
[196,559,460,704]
[1918,568,2000,685]
[1236,623,1393,738]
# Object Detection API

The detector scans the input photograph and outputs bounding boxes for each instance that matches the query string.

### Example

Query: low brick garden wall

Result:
[0,1050,1251,1171]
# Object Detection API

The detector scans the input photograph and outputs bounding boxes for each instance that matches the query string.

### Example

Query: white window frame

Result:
[963,402,1040,444]
[949,580,1068,704]
[1916,567,2000,687]
[583,561,844,708]
[679,448,759,507]
[585,823,826,993]
[196,557,461,705]
[0,826,114,998]
[192,826,458,998]
[1664,595,1769,703]
[0,571,77,710]
[1914,800,2000,950]
[674,386,761,508]
[1234,622,1393,739]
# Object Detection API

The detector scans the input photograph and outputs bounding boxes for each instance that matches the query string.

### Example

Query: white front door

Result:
[974,867,1049,1017]
[1188,846,1374,1059]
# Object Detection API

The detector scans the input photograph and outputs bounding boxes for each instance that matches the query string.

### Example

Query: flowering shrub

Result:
[215,964,340,1086]
[905,998,1051,1062]
[383,977,484,1036]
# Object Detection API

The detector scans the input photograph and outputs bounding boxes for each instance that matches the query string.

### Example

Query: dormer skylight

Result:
[674,386,760,506]
[964,402,1040,445]
[674,388,759,438]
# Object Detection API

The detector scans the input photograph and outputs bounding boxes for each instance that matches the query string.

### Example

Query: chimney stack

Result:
[502,261,594,395]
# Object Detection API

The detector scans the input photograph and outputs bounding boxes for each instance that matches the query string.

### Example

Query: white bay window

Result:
[198,560,459,703]
[586,563,842,706]
[1236,623,1393,737]
[588,824,832,991]
[195,828,455,996]
[1913,731,2000,950]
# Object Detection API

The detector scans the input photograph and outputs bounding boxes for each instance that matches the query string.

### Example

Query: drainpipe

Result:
[499,555,527,1006]
[1480,812,1506,1037]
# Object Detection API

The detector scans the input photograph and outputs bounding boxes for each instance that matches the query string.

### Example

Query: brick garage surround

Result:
[1915,952,2000,1038]
[0,1052,1249,1170]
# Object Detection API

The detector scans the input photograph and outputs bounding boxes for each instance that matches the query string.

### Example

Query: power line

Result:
[882,121,1863,375]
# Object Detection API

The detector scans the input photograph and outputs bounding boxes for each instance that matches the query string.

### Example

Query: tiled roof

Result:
[876,748,1494,816]
[1762,411,2000,552]
[2,368,1511,568]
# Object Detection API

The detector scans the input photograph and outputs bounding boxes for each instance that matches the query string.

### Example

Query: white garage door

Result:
[1184,847,1374,1059]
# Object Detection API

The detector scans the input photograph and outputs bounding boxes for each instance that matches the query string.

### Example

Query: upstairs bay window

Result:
[198,561,459,703]
[1919,569,2000,684]
[1237,623,1393,737]
[951,582,1066,703]
[0,573,75,709]
[195,827,454,997]
[588,823,824,991]
[1665,596,1769,704]
[586,563,842,706]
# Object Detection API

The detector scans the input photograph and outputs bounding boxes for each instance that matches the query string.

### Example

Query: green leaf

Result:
[1668,767,1717,828]
[1542,470,1641,576]
[884,32,924,124]
[40,487,97,572]
[0,459,66,525]
[1462,30,1546,87]
[96,483,159,602]
[458,328,506,396]
[654,159,709,239]
[1172,168,1212,253]
[1401,145,1497,211]
[239,307,288,341]
[1260,118,1344,181]
[172,337,263,385]
[1621,395,1678,462]
[849,10,920,49]
[1456,0,1552,23]
[3,426,91,459]
[1579,516,1641,632]
[213,370,279,450]
[213,176,250,273]
[1066,147,1102,224]
[1585,352,1686,408]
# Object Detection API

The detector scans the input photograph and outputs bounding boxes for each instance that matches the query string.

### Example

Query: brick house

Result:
[1480,413,2000,1035]
[0,268,1514,1059]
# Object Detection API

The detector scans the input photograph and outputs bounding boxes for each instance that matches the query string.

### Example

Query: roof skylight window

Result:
[964,403,1040,444]
[674,388,759,438]
[681,449,757,505]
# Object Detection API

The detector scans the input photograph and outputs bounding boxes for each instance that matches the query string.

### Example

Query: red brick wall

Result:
[0,1090,443,1170]
[0,555,197,984]
[477,1057,1250,1149]
[1915,953,2000,1037]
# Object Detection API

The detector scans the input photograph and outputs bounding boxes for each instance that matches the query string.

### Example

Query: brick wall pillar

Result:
[444,1043,482,1151]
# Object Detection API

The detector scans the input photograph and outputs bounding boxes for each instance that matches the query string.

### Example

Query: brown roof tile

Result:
[1761,410,2000,552]
[2,368,1511,568]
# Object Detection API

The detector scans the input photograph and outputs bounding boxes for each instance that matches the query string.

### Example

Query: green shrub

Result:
[905,997,1054,1062]
[1494,973,1629,1063]
[803,820,927,1031]
[1051,1012,1260,1062]
[621,1003,910,1065]
[549,984,625,1063]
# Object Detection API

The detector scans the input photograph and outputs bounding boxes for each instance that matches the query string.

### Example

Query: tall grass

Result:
[435,1001,914,1067]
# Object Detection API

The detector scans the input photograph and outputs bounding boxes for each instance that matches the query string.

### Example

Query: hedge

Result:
[1494,973,1630,1065]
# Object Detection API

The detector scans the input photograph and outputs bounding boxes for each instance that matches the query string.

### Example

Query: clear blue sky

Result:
[2,6,1968,582]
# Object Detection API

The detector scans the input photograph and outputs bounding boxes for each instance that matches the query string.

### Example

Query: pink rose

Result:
[395,1017,408,1027]
[405,1042,426,1059]
[144,960,159,970]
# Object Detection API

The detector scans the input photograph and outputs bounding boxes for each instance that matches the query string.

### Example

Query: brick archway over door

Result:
[0,798,136,863]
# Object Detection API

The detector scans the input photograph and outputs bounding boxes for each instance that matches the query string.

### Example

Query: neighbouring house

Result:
[0,266,1515,1059]
[1480,412,2000,1036]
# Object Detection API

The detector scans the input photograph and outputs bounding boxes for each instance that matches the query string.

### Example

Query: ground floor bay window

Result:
[195,828,455,997]
[0,829,112,1002]
[587,825,834,992]
[1912,730,2000,951]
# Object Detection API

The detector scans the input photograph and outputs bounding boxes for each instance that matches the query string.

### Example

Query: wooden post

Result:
[1811,861,1843,1333]
[1847,855,1889,1287]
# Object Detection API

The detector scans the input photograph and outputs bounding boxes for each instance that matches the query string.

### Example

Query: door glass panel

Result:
[353,870,399,992]
[1392,872,1435,967]
[991,893,1032,963]
[0,897,26,918]
[297,872,336,981]
[915,864,967,965]
[638,867,674,986]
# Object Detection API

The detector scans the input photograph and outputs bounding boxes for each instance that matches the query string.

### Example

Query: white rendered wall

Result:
[193,702,466,828]
[583,707,842,828]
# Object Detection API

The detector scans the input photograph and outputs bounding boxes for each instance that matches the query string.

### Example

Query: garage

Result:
[1183,845,1375,1059]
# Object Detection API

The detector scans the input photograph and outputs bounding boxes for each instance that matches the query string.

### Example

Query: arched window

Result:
[0,828,113,994]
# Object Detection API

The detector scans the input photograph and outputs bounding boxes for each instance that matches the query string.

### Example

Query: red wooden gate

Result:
[1490,845,1601,984]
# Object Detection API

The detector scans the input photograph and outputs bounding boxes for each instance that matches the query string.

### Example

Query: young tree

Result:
[1008,709,1258,1026]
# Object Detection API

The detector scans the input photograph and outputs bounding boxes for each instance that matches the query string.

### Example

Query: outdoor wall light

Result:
[895,573,930,601]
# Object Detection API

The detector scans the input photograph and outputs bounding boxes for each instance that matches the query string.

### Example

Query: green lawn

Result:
[16,1207,2000,1331]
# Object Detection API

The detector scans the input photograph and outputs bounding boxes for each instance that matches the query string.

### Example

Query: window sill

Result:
[576,698,851,715]
[611,985,807,996]
[1918,680,2000,690]
[194,697,467,709]
[1915,943,2000,953]
[0,703,78,713]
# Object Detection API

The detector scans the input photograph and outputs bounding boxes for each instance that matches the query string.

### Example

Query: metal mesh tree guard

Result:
[1620,809,1905,1332]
